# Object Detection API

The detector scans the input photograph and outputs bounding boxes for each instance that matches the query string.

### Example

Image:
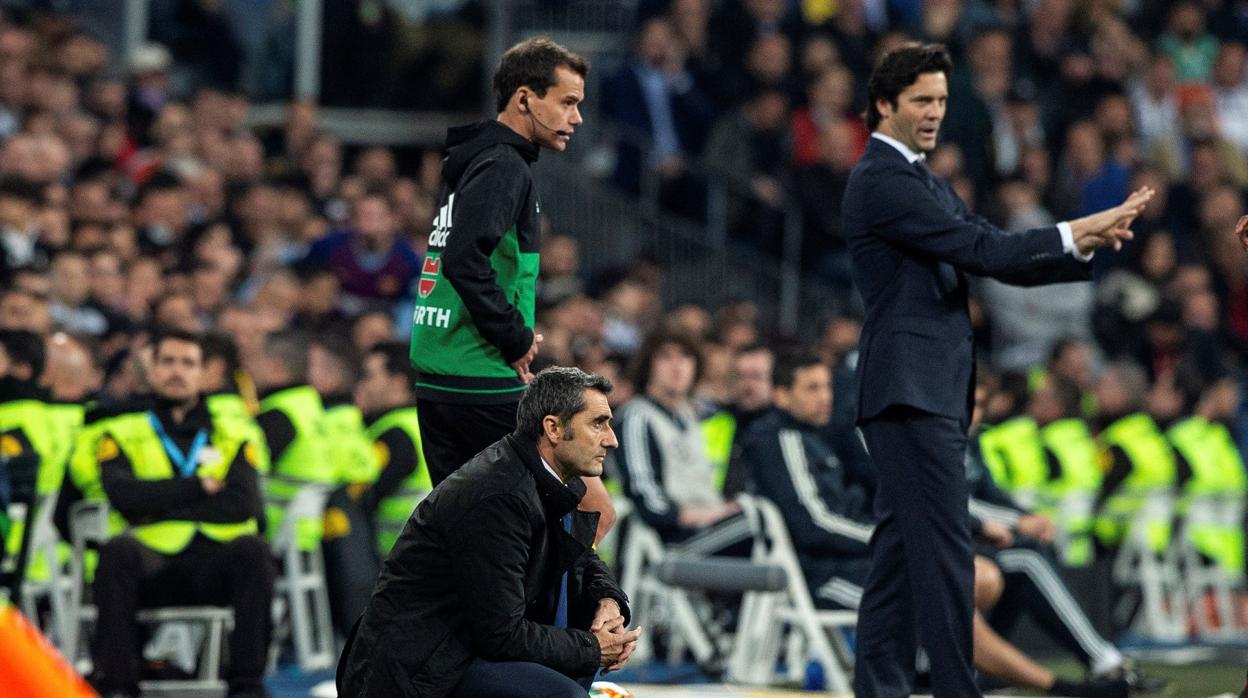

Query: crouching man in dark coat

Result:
[337,367,640,697]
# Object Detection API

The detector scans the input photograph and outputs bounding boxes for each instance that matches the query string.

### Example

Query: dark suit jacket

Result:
[337,434,628,697]
[600,62,713,195]
[843,137,1092,424]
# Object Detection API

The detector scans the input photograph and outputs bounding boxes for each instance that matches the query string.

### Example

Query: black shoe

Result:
[1090,661,1170,694]
[1050,676,1130,698]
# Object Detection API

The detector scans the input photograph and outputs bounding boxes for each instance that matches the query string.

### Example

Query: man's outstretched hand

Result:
[1070,186,1155,255]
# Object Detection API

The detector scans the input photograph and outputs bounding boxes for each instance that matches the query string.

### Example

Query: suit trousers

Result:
[855,406,978,697]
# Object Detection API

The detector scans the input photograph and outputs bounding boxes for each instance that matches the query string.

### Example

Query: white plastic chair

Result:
[1177,495,1245,640]
[66,500,234,694]
[268,482,336,671]
[727,495,857,693]
[1111,491,1188,640]
[9,490,74,651]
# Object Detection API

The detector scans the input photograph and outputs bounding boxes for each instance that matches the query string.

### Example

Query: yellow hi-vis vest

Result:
[979,416,1047,509]
[367,407,429,554]
[1094,413,1176,553]
[102,412,258,555]
[1040,418,1102,567]
[701,410,736,493]
[1167,416,1247,573]
[259,386,333,551]
[205,392,270,475]
[0,399,63,582]
[323,403,380,485]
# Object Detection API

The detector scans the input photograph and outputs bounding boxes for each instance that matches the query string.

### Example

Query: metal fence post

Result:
[122,0,149,67]
[483,0,511,117]
[294,0,323,100]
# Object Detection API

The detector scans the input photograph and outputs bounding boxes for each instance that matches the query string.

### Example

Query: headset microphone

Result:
[521,96,570,138]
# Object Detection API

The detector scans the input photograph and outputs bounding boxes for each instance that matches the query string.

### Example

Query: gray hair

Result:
[516,366,613,439]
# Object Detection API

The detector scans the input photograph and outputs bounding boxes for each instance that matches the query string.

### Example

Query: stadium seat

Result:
[66,500,234,695]
[268,482,336,672]
[1111,491,1188,641]
[616,506,751,670]
[10,490,74,653]
[727,495,857,693]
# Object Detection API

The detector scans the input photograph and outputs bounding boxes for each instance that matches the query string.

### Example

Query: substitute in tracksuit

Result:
[743,351,1137,697]
[613,330,748,550]
[410,37,584,484]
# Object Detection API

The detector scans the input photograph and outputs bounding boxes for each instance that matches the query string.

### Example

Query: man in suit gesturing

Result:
[844,43,1152,697]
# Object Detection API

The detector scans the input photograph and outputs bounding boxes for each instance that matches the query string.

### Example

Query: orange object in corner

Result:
[0,601,96,697]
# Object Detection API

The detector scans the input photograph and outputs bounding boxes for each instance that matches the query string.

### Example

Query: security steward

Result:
[353,341,429,554]
[88,330,274,698]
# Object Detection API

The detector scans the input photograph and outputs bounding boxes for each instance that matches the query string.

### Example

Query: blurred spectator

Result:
[537,234,582,307]
[0,282,50,334]
[613,329,742,543]
[126,42,174,147]
[601,16,713,219]
[704,85,791,250]
[942,27,1011,192]
[1211,41,1248,154]
[708,0,804,104]
[790,64,865,168]
[1133,53,1178,163]
[1157,1,1219,84]
[43,332,100,401]
[301,189,422,314]
[793,118,857,283]
[48,249,115,336]
[0,177,45,275]
[351,310,396,353]
[978,179,1095,371]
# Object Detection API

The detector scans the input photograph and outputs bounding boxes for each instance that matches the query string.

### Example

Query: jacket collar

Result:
[870,132,925,163]
[504,433,585,517]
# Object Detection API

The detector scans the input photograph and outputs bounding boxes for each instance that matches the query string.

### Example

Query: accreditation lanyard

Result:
[148,412,209,478]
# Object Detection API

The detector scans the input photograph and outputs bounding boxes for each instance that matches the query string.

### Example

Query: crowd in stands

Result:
[0,0,1247,694]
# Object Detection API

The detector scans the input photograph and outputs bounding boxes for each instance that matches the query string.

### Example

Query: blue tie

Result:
[555,512,572,628]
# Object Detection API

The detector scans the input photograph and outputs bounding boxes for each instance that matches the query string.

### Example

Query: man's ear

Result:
[542,414,562,442]
[875,97,892,121]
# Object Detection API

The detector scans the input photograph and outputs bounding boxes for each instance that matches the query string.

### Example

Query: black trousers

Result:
[416,399,518,486]
[450,658,594,698]
[855,407,978,697]
[91,534,276,695]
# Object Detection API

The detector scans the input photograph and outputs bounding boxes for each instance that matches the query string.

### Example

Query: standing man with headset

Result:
[844,43,1152,697]
[410,37,614,536]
